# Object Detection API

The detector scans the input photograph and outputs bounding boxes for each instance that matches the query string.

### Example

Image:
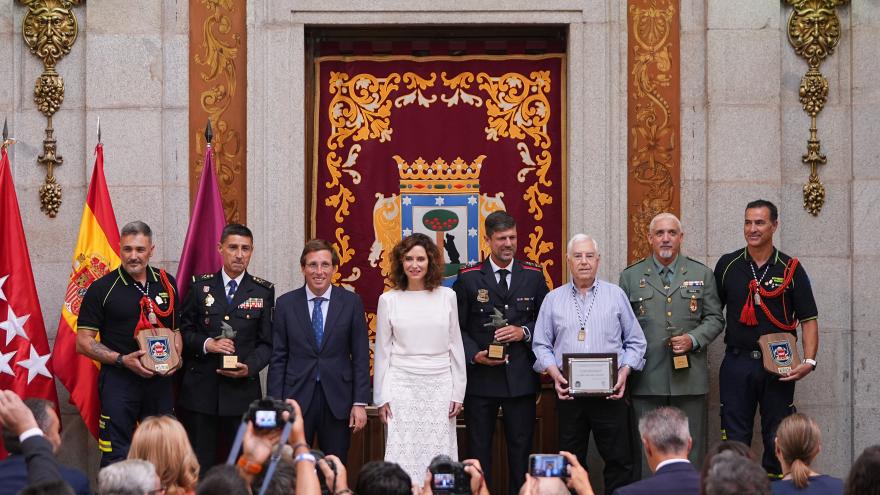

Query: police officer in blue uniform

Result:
[452,211,549,494]
[76,221,181,466]
[714,200,819,477]
[179,224,274,476]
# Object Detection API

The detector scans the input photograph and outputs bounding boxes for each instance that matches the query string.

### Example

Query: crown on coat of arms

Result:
[395,155,484,194]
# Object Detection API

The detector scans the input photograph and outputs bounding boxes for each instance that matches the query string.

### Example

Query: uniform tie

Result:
[226,279,238,304]
[660,267,672,288]
[497,268,510,294]
[311,297,326,347]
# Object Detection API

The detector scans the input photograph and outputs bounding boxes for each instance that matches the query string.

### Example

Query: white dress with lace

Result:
[373,287,467,485]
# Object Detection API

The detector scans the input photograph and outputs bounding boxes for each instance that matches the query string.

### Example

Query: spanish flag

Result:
[53,143,120,438]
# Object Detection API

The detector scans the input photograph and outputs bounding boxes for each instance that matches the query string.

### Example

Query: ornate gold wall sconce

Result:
[19,0,83,217]
[784,0,849,216]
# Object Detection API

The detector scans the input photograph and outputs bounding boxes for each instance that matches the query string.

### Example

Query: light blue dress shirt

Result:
[532,279,647,372]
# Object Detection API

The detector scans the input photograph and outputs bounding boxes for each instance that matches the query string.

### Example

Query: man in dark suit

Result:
[267,239,371,463]
[179,224,275,475]
[452,211,549,494]
[0,391,87,494]
[612,407,700,495]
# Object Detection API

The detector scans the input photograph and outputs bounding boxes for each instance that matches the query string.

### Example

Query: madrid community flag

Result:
[53,143,120,438]
[176,143,224,301]
[0,144,59,457]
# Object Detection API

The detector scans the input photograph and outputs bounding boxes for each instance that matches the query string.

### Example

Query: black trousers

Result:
[98,367,173,466]
[557,397,637,495]
[302,383,351,464]
[720,349,795,476]
[464,393,535,495]
[180,408,241,477]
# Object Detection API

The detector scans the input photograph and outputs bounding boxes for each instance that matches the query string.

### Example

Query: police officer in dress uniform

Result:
[714,200,819,477]
[179,224,274,476]
[619,213,724,478]
[452,211,549,494]
[76,221,181,466]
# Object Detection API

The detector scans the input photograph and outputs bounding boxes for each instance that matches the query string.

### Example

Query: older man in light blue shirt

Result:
[532,234,646,494]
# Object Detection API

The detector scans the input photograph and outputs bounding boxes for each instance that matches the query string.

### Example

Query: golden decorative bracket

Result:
[19,0,84,217]
[784,0,849,216]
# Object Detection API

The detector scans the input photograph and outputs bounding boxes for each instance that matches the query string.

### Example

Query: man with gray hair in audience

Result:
[98,459,162,495]
[611,407,700,495]
[533,234,647,494]
[704,450,770,495]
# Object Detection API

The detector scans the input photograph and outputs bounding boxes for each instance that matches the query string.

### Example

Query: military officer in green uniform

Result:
[619,213,724,477]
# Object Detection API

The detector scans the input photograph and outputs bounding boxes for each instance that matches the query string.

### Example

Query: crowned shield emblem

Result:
[64,254,111,316]
[370,156,507,287]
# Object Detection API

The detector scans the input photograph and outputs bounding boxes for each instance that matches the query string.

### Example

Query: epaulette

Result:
[622,257,646,271]
[251,276,274,289]
[192,273,215,282]
[686,256,711,269]
[520,260,543,272]
[458,261,482,273]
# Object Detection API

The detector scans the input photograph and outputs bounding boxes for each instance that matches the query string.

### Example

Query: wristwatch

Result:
[804,358,817,370]
[115,353,124,368]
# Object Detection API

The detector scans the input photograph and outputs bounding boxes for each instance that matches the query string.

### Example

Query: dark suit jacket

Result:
[267,285,370,420]
[612,461,700,495]
[0,451,90,495]
[179,271,275,416]
[452,259,549,398]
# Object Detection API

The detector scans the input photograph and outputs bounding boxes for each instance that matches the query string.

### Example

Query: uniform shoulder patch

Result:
[623,257,646,271]
[193,273,215,282]
[519,260,543,272]
[458,261,482,273]
[250,276,274,289]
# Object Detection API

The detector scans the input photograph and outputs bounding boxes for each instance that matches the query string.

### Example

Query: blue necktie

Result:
[226,280,237,304]
[312,297,326,347]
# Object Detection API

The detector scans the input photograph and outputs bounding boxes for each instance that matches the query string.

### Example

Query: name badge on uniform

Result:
[477,289,489,303]
[205,294,215,307]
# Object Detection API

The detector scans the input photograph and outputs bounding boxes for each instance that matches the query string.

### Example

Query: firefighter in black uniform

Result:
[714,200,819,477]
[178,224,274,476]
[76,221,181,466]
[452,211,549,494]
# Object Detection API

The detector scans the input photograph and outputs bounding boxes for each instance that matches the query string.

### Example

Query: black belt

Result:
[727,346,762,360]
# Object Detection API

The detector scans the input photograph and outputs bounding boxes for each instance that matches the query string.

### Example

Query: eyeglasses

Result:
[305,261,334,271]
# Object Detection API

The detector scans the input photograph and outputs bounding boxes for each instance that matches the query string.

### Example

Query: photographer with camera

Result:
[419,455,490,495]
[519,451,595,495]
[232,398,323,495]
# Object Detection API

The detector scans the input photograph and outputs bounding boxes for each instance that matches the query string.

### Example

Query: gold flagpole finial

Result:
[2,118,16,150]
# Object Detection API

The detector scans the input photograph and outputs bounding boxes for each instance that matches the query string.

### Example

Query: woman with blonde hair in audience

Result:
[128,416,200,495]
[772,413,843,495]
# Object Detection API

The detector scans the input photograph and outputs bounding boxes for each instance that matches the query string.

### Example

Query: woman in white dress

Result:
[373,233,467,485]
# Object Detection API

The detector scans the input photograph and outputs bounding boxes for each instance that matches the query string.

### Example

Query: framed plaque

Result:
[562,353,617,397]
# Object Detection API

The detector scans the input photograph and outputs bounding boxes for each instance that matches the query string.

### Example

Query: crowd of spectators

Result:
[2,389,878,495]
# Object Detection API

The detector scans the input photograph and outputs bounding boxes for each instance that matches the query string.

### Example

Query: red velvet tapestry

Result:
[311,54,567,328]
